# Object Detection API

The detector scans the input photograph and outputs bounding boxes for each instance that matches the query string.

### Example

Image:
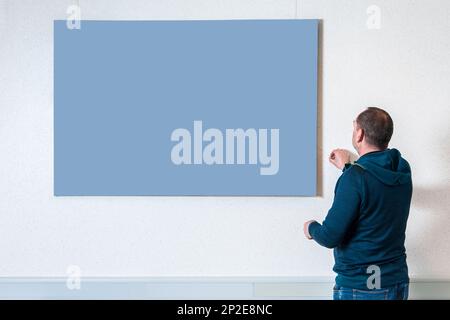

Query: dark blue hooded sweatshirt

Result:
[309,148,412,289]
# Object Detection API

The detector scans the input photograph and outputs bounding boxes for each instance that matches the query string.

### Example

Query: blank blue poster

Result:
[54,20,318,196]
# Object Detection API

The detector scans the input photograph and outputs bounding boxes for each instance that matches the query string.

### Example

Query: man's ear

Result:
[357,128,364,143]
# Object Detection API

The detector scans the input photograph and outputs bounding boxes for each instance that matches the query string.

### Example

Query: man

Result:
[304,107,412,300]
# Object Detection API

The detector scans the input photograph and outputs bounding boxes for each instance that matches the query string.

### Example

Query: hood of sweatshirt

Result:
[354,148,411,186]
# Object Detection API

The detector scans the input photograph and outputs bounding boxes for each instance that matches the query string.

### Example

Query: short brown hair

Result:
[356,107,394,149]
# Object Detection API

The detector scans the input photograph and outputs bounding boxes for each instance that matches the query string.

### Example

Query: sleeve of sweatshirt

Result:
[308,166,362,249]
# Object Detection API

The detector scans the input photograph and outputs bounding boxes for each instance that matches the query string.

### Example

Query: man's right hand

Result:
[329,148,351,170]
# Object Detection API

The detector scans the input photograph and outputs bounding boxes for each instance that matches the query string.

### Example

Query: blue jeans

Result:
[333,282,409,300]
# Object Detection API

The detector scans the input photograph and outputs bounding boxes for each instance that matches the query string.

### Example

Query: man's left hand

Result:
[303,220,316,240]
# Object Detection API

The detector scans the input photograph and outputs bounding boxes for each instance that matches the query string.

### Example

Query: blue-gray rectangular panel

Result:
[54,20,318,196]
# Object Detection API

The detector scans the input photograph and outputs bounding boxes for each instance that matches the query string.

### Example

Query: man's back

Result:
[309,148,412,289]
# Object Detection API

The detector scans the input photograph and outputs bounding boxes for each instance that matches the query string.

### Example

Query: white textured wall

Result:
[0,0,449,279]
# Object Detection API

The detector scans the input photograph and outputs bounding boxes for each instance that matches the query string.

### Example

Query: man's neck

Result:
[358,146,383,157]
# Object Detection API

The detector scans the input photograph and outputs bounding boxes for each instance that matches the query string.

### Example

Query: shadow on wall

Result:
[409,183,450,275]
[409,131,450,276]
